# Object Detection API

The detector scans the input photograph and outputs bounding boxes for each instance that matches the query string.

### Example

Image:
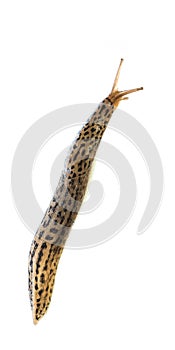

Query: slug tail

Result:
[28,238,63,325]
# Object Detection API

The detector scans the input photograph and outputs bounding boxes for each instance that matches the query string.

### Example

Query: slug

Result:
[28,59,143,324]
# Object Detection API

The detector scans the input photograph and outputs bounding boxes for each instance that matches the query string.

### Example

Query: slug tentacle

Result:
[111,57,124,93]
[108,58,143,108]
[28,59,143,324]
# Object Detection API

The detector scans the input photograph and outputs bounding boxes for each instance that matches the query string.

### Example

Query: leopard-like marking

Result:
[29,99,114,324]
[28,59,143,324]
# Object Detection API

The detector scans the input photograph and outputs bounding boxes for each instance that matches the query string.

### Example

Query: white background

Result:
[0,1,174,349]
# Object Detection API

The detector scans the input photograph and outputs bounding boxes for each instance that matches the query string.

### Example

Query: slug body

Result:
[28,59,143,324]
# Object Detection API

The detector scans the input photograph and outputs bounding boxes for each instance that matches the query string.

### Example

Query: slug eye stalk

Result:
[108,58,143,108]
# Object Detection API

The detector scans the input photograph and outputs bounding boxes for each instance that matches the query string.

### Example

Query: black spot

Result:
[105,97,112,105]
[40,273,45,284]
[38,250,43,259]
[53,202,58,210]
[35,284,38,290]
[31,242,38,258]
[38,289,44,296]
[36,263,40,274]
[43,218,51,227]
[45,235,53,241]
[41,242,47,249]
[73,152,78,161]
[104,108,110,116]
[50,228,58,233]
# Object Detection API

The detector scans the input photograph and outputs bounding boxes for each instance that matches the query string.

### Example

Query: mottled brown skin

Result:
[28,99,114,324]
[28,238,63,324]
[28,59,143,324]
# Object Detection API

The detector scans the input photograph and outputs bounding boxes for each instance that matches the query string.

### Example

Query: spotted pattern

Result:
[28,98,114,323]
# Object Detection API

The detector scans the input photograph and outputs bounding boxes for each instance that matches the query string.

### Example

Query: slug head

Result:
[108,58,143,108]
